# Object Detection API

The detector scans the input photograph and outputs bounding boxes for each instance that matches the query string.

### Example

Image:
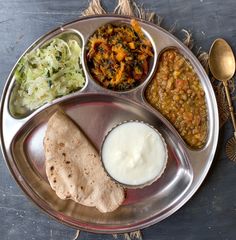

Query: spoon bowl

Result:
[209,38,235,81]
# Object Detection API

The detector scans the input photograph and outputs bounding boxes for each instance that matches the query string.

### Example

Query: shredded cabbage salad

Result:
[14,38,85,111]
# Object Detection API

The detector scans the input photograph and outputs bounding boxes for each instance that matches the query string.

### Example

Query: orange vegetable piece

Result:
[128,42,135,49]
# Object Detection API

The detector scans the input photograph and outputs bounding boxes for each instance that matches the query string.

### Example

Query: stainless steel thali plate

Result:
[0,15,219,233]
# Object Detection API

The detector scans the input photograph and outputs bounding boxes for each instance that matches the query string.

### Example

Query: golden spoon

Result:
[209,38,236,161]
[209,38,236,131]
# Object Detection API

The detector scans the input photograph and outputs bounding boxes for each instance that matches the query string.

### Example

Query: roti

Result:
[43,111,125,213]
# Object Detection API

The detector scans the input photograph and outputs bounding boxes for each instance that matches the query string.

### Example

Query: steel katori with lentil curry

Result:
[87,19,153,91]
[145,49,208,148]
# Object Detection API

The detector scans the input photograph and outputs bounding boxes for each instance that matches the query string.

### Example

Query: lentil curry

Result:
[145,49,207,148]
[87,19,153,91]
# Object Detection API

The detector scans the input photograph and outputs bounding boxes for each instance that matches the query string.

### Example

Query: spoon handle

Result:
[223,80,236,138]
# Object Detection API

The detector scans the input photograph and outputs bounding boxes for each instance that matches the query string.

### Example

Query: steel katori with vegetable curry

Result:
[87,19,153,91]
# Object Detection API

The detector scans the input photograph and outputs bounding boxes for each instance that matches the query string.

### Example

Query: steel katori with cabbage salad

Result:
[12,37,85,115]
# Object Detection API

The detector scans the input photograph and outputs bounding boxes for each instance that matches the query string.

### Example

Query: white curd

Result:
[102,121,167,186]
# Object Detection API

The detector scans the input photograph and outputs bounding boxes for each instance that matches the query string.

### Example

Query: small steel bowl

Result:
[100,120,168,189]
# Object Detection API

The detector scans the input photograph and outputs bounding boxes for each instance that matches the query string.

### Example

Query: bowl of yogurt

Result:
[101,121,168,188]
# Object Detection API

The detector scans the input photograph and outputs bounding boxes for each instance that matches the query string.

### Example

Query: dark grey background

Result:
[1,0,236,239]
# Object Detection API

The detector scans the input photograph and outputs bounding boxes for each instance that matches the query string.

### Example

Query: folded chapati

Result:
[43,111,125,213]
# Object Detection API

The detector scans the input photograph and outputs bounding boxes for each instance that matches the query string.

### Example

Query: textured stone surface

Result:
[0,0,236,239]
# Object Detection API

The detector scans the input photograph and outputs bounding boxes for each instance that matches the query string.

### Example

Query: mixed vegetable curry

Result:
[87,19,153,91]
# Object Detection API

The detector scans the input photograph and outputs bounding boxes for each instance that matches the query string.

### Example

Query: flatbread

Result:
[43,111,125,213]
